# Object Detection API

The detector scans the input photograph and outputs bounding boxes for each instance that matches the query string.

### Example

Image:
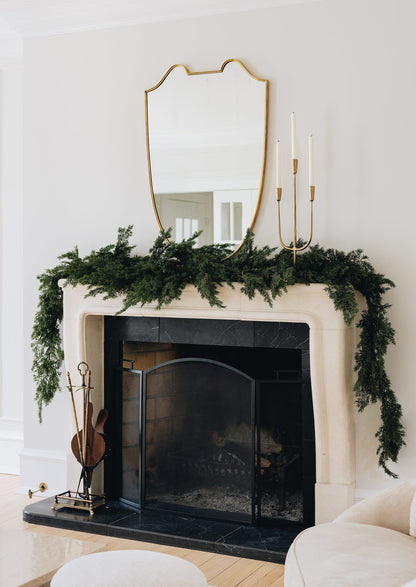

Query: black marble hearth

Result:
[23,498,305,563]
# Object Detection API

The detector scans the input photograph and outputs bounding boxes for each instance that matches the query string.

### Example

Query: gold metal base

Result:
[292,158,298,174]
[309,185,315,202]
[277,160,314,265]
[52,490,107,516]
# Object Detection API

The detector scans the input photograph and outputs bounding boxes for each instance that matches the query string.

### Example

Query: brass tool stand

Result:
[52,490,106,516]
[52,362,107,516]
[277,159,315,265]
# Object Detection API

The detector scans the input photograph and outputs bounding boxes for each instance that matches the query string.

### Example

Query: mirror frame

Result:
[145,58,269,257]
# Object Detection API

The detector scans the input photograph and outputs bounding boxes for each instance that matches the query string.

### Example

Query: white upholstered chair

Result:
[285,480,416,586]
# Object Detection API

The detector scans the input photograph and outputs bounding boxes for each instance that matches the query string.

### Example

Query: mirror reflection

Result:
[145,59,268,251]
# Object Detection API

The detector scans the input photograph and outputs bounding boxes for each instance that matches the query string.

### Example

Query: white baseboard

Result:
[19,447,69,496]
[0,418,23,475]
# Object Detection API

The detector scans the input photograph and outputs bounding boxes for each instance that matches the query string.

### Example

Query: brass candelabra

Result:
[277,158,315,265]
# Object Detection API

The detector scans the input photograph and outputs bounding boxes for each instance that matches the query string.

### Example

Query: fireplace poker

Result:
[84,368,92,494]
[67,370,84,470]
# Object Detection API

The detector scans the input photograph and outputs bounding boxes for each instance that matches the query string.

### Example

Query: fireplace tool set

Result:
[52,362,109,515]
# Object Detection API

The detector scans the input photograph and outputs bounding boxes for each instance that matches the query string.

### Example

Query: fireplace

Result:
[103,317,315,527]
[57,281,358,524]
[23,281,360,563]
[24,283,359,562]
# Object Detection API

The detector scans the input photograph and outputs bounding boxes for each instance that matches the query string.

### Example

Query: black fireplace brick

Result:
[254,322,309,349]
[108,316,310,351]
[159,318,254,346]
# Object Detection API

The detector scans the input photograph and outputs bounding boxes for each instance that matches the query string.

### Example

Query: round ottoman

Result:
[51,549,212,586]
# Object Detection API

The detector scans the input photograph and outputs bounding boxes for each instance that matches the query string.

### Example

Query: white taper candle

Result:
[291,112,297,159]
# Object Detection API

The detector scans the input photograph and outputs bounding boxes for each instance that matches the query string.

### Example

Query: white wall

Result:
[0,61,24,474]
[20,0,416,496]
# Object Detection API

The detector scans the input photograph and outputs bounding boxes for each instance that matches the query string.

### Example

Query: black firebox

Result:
[104,316,315,528]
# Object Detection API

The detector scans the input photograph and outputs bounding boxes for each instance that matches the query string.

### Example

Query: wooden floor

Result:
[0,473,285,586]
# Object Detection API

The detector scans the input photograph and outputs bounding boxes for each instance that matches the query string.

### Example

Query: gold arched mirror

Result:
[145,59,268,255]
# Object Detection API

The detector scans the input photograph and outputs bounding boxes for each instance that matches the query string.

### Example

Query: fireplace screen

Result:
[116,340,312,526]
[143,359,255,523]
[107,318,313,525]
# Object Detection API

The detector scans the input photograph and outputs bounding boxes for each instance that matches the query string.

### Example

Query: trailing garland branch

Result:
[31,226,405,477]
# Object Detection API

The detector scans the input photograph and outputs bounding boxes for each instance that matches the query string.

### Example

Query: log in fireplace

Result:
[103,316,315,527]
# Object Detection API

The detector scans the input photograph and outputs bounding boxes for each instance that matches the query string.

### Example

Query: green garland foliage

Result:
[31,226,405,477]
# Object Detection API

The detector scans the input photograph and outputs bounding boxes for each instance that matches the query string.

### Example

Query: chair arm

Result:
[334,480,416,535]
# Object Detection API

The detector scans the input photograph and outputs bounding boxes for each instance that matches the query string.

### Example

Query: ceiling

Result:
[0,0,316,56]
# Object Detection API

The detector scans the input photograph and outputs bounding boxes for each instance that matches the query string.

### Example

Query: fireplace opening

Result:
[104,317,315,527]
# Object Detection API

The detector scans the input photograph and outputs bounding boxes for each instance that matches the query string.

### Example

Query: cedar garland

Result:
[31,226,405,477]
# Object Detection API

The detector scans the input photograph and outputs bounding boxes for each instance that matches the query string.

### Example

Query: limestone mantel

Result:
[61,281,362,524]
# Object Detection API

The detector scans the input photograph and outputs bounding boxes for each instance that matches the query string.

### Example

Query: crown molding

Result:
[0,0,319,38]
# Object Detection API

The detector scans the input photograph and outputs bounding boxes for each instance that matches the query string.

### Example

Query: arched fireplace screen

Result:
[118,356,309,525]
[143,358,256,523]
[104,316,314,526]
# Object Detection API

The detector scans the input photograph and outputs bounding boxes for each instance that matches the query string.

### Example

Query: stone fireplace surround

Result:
[60,282,360,525]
